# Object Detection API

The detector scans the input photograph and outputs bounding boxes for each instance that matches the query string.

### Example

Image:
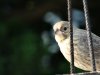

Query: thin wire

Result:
[67,0,75,73]
[82,0,96,71]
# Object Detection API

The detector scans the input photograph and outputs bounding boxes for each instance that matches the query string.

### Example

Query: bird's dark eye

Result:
[63,27,67,31]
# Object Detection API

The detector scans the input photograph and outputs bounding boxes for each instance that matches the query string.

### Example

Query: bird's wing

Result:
[91,33,100,58]
[74,29,100,58]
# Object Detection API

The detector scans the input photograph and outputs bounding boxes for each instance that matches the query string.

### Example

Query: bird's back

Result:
[73,28,100,71]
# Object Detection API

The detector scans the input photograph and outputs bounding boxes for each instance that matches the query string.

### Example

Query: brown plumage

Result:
[53,21,100,71]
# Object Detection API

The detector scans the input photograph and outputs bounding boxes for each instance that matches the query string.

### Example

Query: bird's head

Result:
[53,21,70,43]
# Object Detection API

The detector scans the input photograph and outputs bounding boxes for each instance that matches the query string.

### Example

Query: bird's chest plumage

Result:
[58,37,92,71]
[58,37,79,62]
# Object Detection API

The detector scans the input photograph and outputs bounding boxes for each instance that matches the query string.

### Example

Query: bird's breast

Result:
[58,38,72,62]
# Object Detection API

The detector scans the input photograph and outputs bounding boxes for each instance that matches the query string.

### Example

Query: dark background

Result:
[0,0,100,75]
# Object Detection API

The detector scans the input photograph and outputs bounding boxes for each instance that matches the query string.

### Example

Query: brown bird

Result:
[53,21,100,71]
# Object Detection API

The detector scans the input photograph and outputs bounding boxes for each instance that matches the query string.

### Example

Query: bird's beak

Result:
[54,29,58,34]
[54,29,66,43]
[54,28,68,43]
[54,29,62,36]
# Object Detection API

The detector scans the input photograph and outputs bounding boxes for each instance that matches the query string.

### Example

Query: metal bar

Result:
[67,0,75,73]
[82,0,96,71]
[56,71,100,75]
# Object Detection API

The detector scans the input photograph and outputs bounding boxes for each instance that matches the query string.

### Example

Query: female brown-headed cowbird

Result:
[53,21,100,71]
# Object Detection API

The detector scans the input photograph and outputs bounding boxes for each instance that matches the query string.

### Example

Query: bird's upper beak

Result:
[54,29,63,36]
